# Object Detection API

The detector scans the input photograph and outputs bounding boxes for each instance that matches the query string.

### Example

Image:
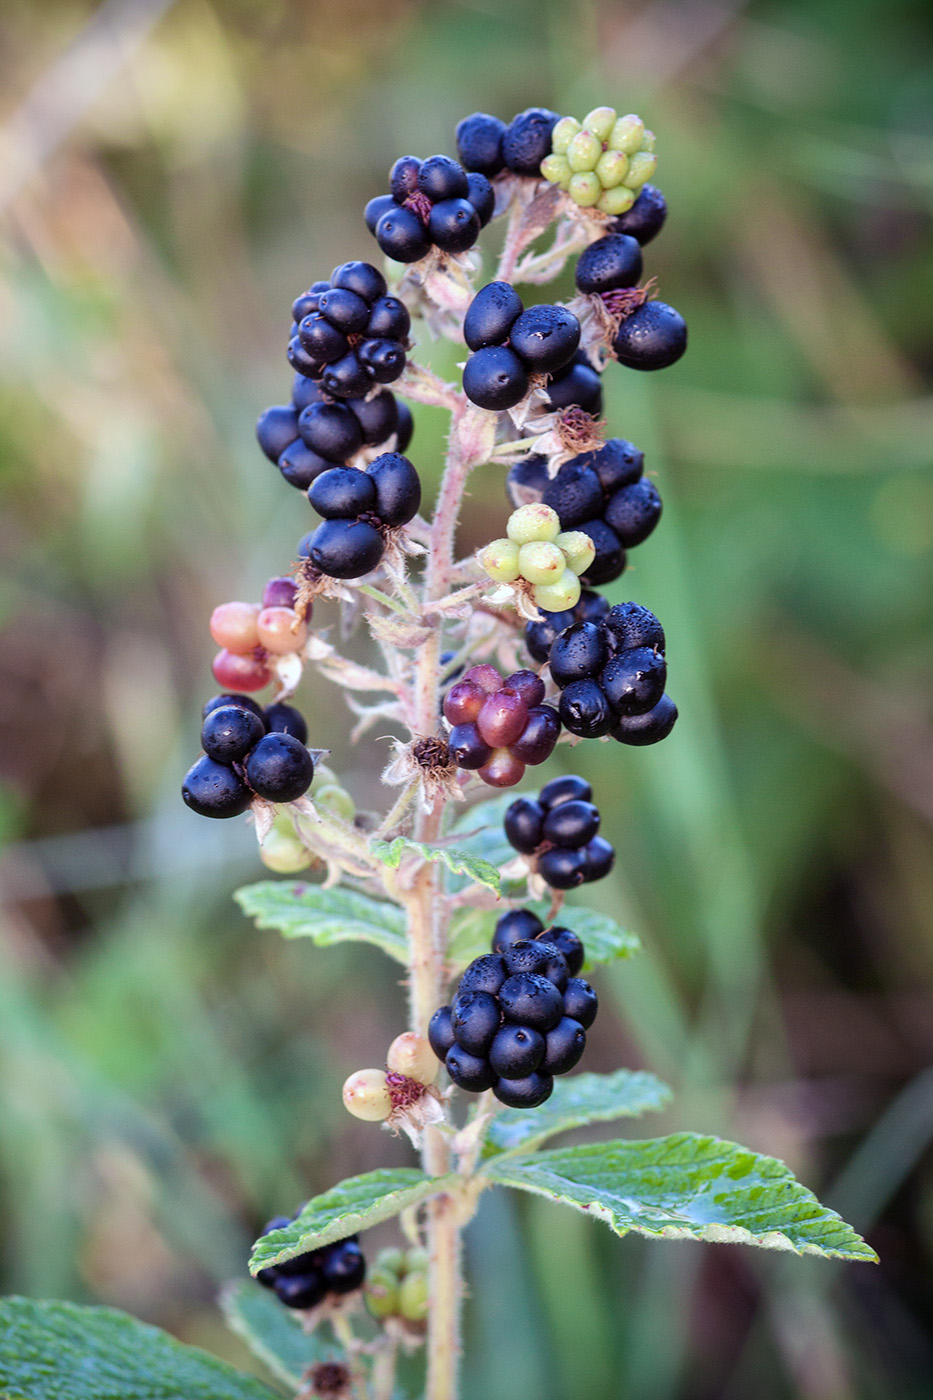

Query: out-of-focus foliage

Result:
[0,1,931,1397]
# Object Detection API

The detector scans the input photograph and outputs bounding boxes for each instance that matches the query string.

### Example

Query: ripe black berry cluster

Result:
[456,108,560,179]
[548,602,677,746]
[182,694,313,819]
[442,664,559,789]
[297,451,422,581]
[462,282,581,411]
[428,923,597,1108]
[257,378,413,494]
[365,154,494,264]
[504,775,615,889]
[490,907,584,972]
[287,261,409,399]
[257,1219,366,1311]
[524,587,609,665]
[508,436,661,586]
[575,230,686,372]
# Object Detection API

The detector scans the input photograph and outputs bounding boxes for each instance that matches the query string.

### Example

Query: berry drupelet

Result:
[546,601,678,746]
[182,696,315,818]
[443,664,560,788]
[503,775,615,889]
[367,154,493,264]
[256,1217,366,1311]
[428,927,597,1106]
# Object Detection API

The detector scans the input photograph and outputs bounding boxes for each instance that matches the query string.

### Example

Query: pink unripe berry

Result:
[504,670,546,708]
[386,1032,437,1085]
[262,576,300,610]
[463,664,502,695]
[342,1068,392,1122]
[478,748,526,787]
[443,679,487,726]
[257,606,307,655]
[477,690,529,748]
[210,601,261,653]
[211,649,271,692]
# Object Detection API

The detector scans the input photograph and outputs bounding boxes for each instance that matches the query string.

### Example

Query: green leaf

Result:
[235,881,408,964]
[484,1133,878,1262]
[0,1297,281,1400]
[484,1069,672,1158]
[249,1168,454,1274]
[370,836,500,897]
[447,901,639,972]
[221,1280,336,1389]
[447,795,516,881]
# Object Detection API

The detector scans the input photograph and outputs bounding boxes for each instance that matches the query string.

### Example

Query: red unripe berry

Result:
[478,748,526,787]
[257,606,308,655]
[463,663,502,695]
[211,648,272,692]
[477,690,529,747]
[210,601,261,653]
[262,576,300,610]
[504,669,546,708]
[443,679,487,725]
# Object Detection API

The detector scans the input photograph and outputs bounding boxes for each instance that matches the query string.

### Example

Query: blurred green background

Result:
[1,0,931,1396]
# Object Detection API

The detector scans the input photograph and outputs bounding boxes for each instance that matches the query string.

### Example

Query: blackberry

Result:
[462,345,528,411]
[418,154,469,201]
[611,693,678,746]
[305,518,385,579]
[576,518,626,586]
[298,403,364,463]
[508,304,581,375]
[374,205,432,263]
[541,462,604,529]
[462,286,581,410]
[256,405,299,463]
[202,692,267,724]
[451,990,501,1055]
[548,622,608,686]
[562,977,598,1029]
[492,908,545,950]
[504,776,614,889]
[524,589,608,665]
[366,452,422,527]
[443,664,559,786]
[445,1043,496,1092]
[535,925,584,977]
[604,601,665,653]
[613,301,687,370]
[601,647,667,715]
[264,701,308,744]
[200,704,265,765]
[182,756,252,819]
[308,467,377,519]
[502,107,560,175]
[610,183,667,245]
[465,172,495,225]
[345,389,398,447]
[464,281,523,351]
[366,296,410,340]
[428,198,481,254]
[428,1005,456,1060]
[489,1024,545,1078]
[494,1072,553,1109]
[364,193,396,233]
[582,835,616,880]
[278,440,332,491]
[245,733,314,803]
[558,679,614,738]
[499,971,563,1030]
[541,1018,587,1075]
[458,954,507,996]
[456,112,507,176]
[322,1240,366,1295]
[370,151,490,265]
[545,356,603,414]
[256,1219,366,1310]
[389,155,421,201]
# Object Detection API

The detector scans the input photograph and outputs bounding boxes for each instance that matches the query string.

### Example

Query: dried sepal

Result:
[381,736,465,813]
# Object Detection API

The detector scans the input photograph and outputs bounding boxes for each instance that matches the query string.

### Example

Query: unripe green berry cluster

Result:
[540,106,657,213]
[478,503,595,612]
[365,1246,429,1324]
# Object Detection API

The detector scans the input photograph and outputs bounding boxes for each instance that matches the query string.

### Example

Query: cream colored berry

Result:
[506,503,561,545]
[582,106,617,141]
[387,1032,437,1085]
[609,114,645,155]
[342,1069,392,1122]
[533,568,582,613]
[518,540,566,586]
[555,531,596,577]
[479,538,521,582]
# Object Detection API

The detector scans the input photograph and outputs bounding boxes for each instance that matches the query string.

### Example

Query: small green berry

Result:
[594,149,629,189]
[405,1247,429,1273]
[533,568,582,613]
[596,185,636,216]
[623,151,657,189]
[309,763,338,793]
[375,1247,407,1276]
[506,503,561,546]
[609,114,645,155]
[315,785,355,821]
[568,172,602,207]
[640,128,656,152]
[550,116,581,154]
[566,130,602,173]
[540,153,572,189]
[479,538,521,582]
[582,106,617,141]
[518,540,566,586]
[260,824,312,874]
[365,1269,400,1320]
[398,1270,429,1323]
[555,530,596,577]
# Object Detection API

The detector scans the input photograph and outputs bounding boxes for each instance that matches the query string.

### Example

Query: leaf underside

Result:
[220,1280,336,1389]
[249,1168,454,1273]
[370,836,501,896]
[484,1068,672,1157]
[234,881,409,964]
[484,1132,878,1262]
[0,1296,280,1400]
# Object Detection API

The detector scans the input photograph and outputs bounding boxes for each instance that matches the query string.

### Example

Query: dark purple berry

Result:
[445,1043,495,1092]
[500,940,551,979]
[577,518,626,586]
[395,400,414,453]
[365,194,396,234]
[322,1240,366,1294]
[504,796,545,854]
[493,908,545,951]
[506,453,550,509]
[541,462,604,529]
[548,621,608,686]
[389,156,421,201]
[428,198,481,254]
[346,389,399,447]
[428,1005,456,1061]
[610,183,667,245]
[286,336,323,378]
[273,1273,327,1310]
[278,439,332,490]
[502,107,560,175]
[307,518,385,579]
[366,451,421,526]
[464,282,524,351]
[603,602,665,653]
[331,260,387,302]
[499,973,563,1032]
[463,345,528,410]
[574,233,643,294]
[558,679,614,738]
[257,405,299,463]
[466,171,495,225]
[493,1072,554,1108]
[509,304,580,375]
[542,799,600,849]
[447,722,492,770]
[541,1018,586,1075]
[613,301,687,370]
[200,704,265,764]
[456,112,507,176]
[603,478,662,547]
[182,756,252,818]
[489,1024,546,1079]
[418,154,469,202]
[582,835,615,881]
[298,314,350,362]
[601,647,667,715]
[451,989,501,1055]
[245,733,314,803]
[539,775,592,808]
[298,402,363,462]
[458,954,507,997]
[366,295,411,340]
[537,845,588,890]
[562,978,598,1028]
[508,706,560,765]
[321,352,374,399]
[537,926,584,977]
[611,693,678,746]
[291,373,323,410]
[318,287,370,333]
[581,438,644,494]
[545,358,602,414]
[376,205,431,263]
[202,693,267,724]
[264,702,308,744]
[308,466,377,519]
